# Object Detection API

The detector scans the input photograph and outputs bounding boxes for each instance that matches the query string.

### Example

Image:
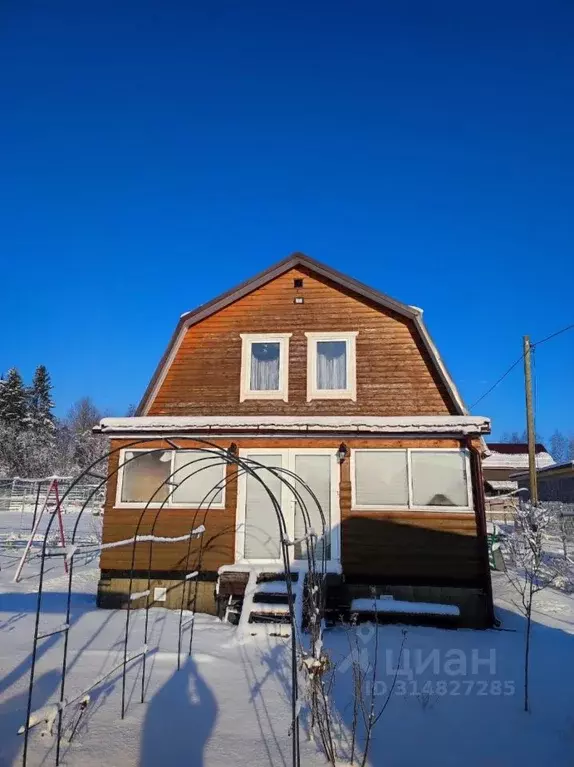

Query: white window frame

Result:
[239,333,292,402]
[305,331,358,401]
[235,447,341,564]
[351,448,473,512]
[115,448,227,509]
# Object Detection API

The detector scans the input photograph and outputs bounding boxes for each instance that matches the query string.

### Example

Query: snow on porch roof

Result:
[95,415,491,436]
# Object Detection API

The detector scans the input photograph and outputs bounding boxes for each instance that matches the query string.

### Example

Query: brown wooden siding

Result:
[100,437,485,588]
[147,267,457,417]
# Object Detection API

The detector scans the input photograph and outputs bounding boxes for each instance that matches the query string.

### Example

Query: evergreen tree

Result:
[0,368,27,427]
[27,365,55,433]
[0,370,108,476]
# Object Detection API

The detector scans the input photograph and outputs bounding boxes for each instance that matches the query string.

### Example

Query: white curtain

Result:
[317,341,346,390]
[250,342,280,391]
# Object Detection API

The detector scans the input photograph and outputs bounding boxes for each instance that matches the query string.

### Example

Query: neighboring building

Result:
[482,443,555,496]
[512,461,574,503]
[94,253,493,626]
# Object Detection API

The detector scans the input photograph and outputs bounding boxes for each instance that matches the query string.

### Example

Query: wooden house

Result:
[94,253,493,627]
[513,461,574,503]
[482,443,555,496]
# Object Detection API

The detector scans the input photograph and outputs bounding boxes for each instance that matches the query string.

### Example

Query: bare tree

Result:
[500,430,544,444]
[64,397,108,473]
[503,501,565,712]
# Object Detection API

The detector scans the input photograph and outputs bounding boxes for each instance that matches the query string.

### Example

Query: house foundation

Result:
[97,572,218,614]
[97,571,489,629]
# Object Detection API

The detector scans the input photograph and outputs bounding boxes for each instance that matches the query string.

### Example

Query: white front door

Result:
[236,449,340,564]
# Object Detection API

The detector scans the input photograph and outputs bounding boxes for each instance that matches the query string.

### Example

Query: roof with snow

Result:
[135,252,468,417]
[95,415,490,436]
[511,460,574,480]
[483,443,555,470]
[486,442,549,455]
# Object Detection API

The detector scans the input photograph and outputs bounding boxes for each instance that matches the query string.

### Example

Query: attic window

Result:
[240,333,292,402]
[294,278,304,288]
[305,332,358,401]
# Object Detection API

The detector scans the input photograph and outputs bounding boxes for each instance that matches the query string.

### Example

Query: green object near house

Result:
[487,525,506,571]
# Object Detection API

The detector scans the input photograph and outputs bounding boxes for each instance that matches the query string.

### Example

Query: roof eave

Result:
[95,415,491,438]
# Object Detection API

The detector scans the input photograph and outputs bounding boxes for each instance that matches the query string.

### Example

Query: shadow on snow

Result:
[139,655,217,767]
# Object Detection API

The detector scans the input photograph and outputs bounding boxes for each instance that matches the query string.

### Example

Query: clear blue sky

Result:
[1,1,573,440]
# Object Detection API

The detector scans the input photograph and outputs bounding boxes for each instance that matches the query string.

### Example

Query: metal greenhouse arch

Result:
[22,437,330,767]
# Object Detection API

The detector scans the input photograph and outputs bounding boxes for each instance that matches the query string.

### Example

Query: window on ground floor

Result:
[352,448,472,511]
[117,449,227,508]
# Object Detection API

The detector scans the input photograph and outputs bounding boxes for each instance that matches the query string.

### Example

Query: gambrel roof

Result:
[136,252,468,416]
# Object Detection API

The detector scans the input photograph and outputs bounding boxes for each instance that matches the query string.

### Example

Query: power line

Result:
[532,322,574,347]
[470,320,574,411]
[470,354,524,409]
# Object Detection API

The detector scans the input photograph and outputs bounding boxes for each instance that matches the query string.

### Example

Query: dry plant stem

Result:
[359,631,407,766]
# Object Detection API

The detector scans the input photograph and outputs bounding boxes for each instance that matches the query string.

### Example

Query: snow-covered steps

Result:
[249,602,291,623]
[246,571,300,630]
[253,579,289,595]
[217,565,305,637]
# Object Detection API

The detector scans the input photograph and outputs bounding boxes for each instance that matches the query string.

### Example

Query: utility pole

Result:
[523,335,539,505]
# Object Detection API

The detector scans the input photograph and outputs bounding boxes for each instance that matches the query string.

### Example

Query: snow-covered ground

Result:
[2,510,574,766]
